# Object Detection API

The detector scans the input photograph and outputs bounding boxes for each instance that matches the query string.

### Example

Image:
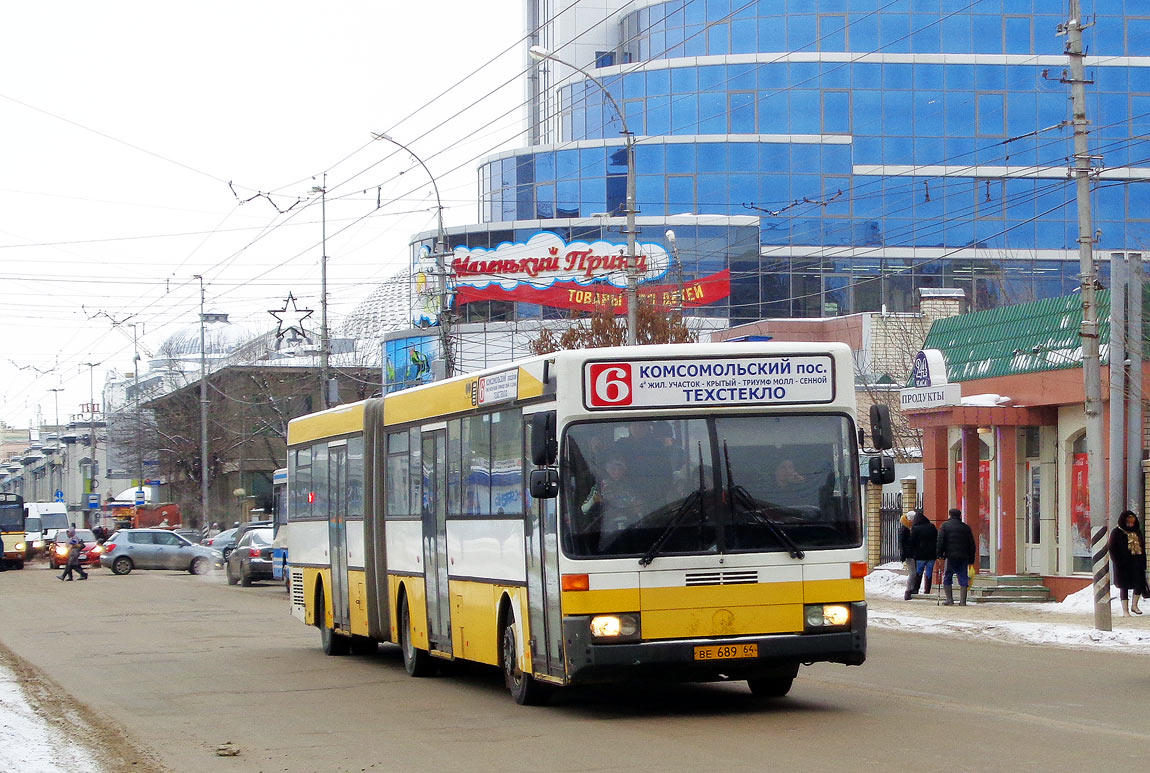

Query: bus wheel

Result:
[500,614,549,706]
[398,593,434,677]
[747,666,798,698]
[317,588,350,656]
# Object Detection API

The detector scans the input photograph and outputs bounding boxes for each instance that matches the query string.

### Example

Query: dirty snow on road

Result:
[0,663,98,773]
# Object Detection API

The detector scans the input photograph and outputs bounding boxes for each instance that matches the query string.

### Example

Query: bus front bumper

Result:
[562,601,866,684]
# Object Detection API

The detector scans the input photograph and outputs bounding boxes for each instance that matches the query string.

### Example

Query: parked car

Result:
[225,528,275,586]
[47,529,103,570]
[99,528,222,576]
[201,527,238,560]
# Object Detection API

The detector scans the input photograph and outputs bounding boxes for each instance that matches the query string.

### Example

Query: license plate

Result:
[693,643,758,661]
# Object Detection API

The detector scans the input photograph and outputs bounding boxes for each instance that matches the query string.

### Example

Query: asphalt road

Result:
[0,562,1147,773]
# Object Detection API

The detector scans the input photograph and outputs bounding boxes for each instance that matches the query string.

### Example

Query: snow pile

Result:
[865,567,908,599]
[960,393,1011,406]
[0,666,97,773]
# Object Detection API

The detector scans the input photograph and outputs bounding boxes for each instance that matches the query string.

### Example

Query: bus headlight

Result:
[32,540,43,549]
[804,604,851,630]
[589,613,640,641]
[15,542,26,552]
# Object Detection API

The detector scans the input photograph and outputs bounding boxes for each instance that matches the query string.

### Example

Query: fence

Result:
[879,492,922,565]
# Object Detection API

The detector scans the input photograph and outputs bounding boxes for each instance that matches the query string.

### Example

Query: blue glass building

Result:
[411,0,1150,326]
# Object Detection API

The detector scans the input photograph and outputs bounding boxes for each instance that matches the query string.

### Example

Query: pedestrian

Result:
[1108,510,1147,616]
[209,522,221,538]
[899,511,914,597]
[58,527,89,581]
[936,507,976,606]
[904,509,939,600]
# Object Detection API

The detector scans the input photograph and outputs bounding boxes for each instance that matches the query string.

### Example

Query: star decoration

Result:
[268,293,314,349]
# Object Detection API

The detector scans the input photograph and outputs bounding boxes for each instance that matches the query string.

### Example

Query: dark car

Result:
[225,527,274,586]
[47,529,102,570]
[201,527,238,559]
[99,528,221,575]
[174,529,203,544]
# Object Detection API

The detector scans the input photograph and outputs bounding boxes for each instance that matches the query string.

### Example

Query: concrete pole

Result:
[1066,3,1111,630]
[195,275,209,532]
[1127,253,1143,515]
[1109,254,1127,528]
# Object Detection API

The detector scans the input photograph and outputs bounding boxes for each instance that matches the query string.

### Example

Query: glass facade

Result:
[422,0,1150,325]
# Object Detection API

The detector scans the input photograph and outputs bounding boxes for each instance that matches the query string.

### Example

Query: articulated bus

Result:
[286,342,893,704]
[270,467,289,584]
[1,492,27,570]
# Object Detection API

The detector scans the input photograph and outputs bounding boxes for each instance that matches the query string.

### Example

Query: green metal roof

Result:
[919,290,1133,383]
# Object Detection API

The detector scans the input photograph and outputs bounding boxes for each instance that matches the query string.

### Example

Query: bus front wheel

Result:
[316,587,350,656]
[398,593,434,677]
[500,612,549,706]
[747,665,798,698]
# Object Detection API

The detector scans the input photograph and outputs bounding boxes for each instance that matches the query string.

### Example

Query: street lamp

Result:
[309,175,334,408]
[528,44,639,345]
[665,229,685,316]
[371,132,454,377]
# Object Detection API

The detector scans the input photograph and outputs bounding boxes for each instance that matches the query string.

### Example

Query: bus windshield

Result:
[561,414,861,559]
[0,503,23,532]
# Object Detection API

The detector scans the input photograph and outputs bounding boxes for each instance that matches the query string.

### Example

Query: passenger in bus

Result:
[580,456,643,551]
[615,422,685,504]
[768,457,826,510]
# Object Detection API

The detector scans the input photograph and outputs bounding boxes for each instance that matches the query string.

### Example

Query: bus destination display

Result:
[584,355,834,409]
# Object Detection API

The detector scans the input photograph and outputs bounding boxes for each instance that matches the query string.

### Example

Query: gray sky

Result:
[0,0,524,427]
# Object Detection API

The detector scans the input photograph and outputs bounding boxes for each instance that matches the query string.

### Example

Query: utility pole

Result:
[49,387,63,503]
[310,176,332,408]
[80,362,100,527]
[1063,4,1110,631]
[129,322,144,495]
[194,275,209,531]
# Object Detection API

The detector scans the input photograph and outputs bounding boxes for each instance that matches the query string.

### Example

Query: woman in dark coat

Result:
[1109,510,1147,616]
[906,511,939,599]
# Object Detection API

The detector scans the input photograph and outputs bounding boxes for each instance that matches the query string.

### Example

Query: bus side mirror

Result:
[870,404,893,451]
[529,469,559,499]
[531,411,557,466]
[869,455,895,485]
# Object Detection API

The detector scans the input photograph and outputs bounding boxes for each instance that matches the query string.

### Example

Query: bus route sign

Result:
[583,354,835,410]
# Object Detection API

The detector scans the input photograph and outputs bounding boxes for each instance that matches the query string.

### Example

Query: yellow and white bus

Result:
[286,342,892,704]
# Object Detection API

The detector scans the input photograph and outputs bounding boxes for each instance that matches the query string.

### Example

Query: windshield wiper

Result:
[639,442,707,567]
[722,440,805,560]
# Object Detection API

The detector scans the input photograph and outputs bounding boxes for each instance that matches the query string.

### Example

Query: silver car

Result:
[99,528,222,575]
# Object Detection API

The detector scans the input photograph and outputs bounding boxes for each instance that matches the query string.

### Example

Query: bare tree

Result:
[528,302,697,355]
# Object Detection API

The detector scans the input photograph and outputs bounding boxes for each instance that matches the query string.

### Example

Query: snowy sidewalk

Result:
[866,566,1150,654]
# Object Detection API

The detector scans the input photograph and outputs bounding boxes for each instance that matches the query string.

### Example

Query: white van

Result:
[24,502,71,557]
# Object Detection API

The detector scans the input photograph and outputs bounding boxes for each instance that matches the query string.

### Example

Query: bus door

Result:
[421,429,451,655]
[328,445,350,630]
[526,486,564,678]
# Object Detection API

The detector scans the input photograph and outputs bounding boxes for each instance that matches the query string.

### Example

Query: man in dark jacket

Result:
[936,508,977,606]
[904,510,939,600]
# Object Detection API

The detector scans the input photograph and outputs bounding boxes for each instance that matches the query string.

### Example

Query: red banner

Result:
[455,269,731,314]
